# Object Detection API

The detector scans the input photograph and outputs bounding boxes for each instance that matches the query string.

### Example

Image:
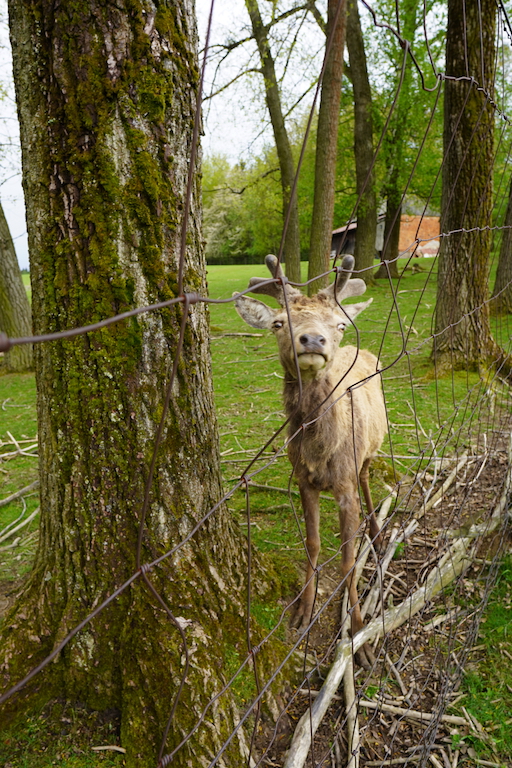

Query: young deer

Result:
[234,254,387,667]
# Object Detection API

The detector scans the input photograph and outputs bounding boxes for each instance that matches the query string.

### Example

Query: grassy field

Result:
[1,260,511,766]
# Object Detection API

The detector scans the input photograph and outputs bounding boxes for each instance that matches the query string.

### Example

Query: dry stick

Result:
[0,536,21,551]
[245,480,333,501]
[414,454,470,520]
[341,592,360,768]
[282,439,512,768]
[360,519,418,622]
[0,479,39,508]
[0,507,40,545]
[357,699,467,726]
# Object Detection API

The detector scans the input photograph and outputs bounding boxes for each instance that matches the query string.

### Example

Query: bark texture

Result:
[0,201,32,370]
[245,0,301,283]
[346,0,377,282]
[308,0,347,294]
[491,175,512,314]
[2,2,252,765]
[433,0,497,370]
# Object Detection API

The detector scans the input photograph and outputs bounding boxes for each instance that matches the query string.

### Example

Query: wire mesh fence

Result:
[1,0,512,767]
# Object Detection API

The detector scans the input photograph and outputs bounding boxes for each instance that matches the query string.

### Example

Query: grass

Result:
[0,699,123,768]
[447,556,512,765]
[0,373,39,584]
[1,259,512,764]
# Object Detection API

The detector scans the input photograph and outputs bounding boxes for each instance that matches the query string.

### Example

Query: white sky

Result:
[0,0,322,271]
[0,0,27,270]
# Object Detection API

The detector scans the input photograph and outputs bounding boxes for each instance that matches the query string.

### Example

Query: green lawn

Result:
[1,260,511,765]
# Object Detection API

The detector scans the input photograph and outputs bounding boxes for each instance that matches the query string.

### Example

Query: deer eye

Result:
[272,320,284,330]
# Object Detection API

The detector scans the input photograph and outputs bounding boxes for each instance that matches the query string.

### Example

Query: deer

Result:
[233,254,387,667]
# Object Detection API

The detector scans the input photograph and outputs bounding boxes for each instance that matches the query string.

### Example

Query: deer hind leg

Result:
[360,456,383,552]
[290,482,321,631]
[337,485,375,669]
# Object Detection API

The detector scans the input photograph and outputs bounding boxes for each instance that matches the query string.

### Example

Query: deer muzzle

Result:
[297,333,328,371]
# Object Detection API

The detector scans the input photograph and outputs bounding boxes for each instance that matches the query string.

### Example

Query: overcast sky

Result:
[0,0,316,271]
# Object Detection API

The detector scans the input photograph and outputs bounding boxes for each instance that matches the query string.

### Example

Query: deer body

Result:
[234,255,387,666]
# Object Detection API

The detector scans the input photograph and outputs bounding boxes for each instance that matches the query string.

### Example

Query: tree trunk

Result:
[245,0,301,283]
[1,1,252,765]
[0,202,32,370]
[346,0,377,283]
[433,0,497,371]
[374,191,401,280]
[307,0,347,294]
[491,175,512,314]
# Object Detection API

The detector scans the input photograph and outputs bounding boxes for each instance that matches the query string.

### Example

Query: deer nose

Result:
[299,333,326,347]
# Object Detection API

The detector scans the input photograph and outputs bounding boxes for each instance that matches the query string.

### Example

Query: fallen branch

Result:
[0,507,40,545]
[341,593,360,768]
[0,536,21,551]
[0,479,39,508]
[415,454,470,520]
[357,699,468,726]
[211,332,263,338]
[282,443,512,768]
[244,481,333,502]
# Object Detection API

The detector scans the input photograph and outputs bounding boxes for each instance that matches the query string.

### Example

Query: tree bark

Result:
[0,201,32,370]
[307,0,347,294]
[245,0,302,283]
[491,175,512,314]
[433,0,497,371]
[346,0,377,283]
[1,1,252,765]
[374,187,401,280]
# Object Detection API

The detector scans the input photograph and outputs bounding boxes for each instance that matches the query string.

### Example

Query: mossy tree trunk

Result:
[346,0,377,283]
[1,1,252,765]
[433,0,497,371]
[307,0,346,294]
[491,175,512,315]
[0,201,32,371]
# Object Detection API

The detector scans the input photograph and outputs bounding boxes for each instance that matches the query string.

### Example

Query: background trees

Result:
[2,0,252,764]
[0,201,32,371]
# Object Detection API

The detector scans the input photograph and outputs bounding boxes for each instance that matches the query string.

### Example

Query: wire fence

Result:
[1,0,512,767]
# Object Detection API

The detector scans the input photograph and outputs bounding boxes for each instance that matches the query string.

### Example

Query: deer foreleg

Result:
[360,457,383,551]
[338,487,375,669]
[290,482,320,631]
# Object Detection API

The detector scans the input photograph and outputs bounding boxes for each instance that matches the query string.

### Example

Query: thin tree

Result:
[433,0,499,371]
[1,1,254,764]
[491,174,512,314]
[374,0,422,280]
[245,0,302,283]
[0,202,32,371]
[345,0,377,282]
[307,0,347,293]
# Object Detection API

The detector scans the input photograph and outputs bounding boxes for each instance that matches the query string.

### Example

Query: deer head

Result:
[234,254,373,379]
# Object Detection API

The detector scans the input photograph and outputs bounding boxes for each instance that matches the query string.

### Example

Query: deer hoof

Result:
[289,601,313,632]
[355,641,376,670]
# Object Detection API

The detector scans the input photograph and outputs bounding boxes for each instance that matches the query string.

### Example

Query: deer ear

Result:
[233,294,277,329]
[340,297,373,324]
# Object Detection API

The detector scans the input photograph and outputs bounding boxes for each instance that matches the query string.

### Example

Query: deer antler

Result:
[247,254,301,306]
[319,255,367,303]
[247,253,366,306]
